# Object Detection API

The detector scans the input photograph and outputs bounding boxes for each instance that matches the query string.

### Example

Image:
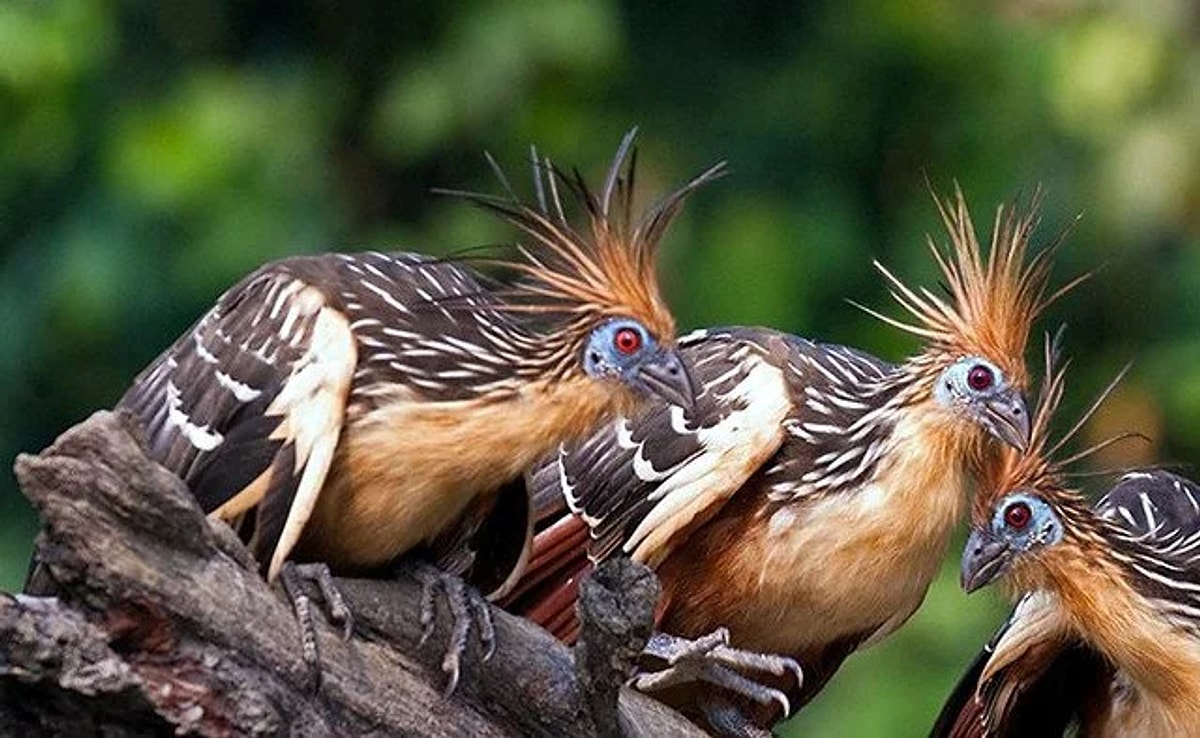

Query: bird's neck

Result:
[1042,543,1200,727]
[872,396,980,532]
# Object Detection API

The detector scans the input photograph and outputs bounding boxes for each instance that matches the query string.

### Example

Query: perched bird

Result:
[27,132,718,689]
[934,340,1200,738]
[505,190,1071,730]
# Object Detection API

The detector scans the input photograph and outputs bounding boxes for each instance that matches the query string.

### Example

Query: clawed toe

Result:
[710,643,803,686]
[634,628,803,718]
[294,562,354,639]
[408,562,496,695]
[279,561,355,690]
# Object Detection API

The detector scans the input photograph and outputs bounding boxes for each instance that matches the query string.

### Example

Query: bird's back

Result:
[119,251,513,504]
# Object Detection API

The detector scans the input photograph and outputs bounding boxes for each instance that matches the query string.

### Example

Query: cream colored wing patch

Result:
[264,303,357,581]
[626,357,791,567]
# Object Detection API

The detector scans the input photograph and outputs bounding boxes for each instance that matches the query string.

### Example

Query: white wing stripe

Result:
[165,381,224,451]
[625,358,790,564]
[215,371,262,402]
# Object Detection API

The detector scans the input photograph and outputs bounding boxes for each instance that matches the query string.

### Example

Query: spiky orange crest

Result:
[866,186,1084,389]
[971,333,1131,527]
[447,130,726,346]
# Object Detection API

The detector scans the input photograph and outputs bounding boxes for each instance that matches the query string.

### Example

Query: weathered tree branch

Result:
[0,411,704,737]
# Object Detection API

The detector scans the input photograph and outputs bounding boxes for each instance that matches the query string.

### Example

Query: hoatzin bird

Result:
[505,189,1073,731]
[26,131,719,690]
[933,338,1200,738]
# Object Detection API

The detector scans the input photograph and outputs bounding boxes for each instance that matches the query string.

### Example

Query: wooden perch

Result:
[0,411,705,737]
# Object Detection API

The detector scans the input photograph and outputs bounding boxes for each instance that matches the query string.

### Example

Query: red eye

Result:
[613,327,642,355]
[1004,501,1032,530]
[968,364,995,391]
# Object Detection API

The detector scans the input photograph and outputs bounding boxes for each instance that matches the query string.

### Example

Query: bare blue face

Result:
[935,355,1031,450]
[990,493,1064,553]
[582,318,693,408]
[962,492,1064,592]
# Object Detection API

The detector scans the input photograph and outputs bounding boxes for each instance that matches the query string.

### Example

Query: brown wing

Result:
[118,260,357,580]
[929,592,1106,738]
[506,327,908,639]
[501,328,793,639]
[118,250,536,579]
[553,327,794,568]
[541,325,904,567]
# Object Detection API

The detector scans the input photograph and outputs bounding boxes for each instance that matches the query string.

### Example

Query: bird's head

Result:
[449,129,721,409]
[962,333,1131,595]
[962,490,1068,594]
[861,186,1087,451]
[932,355,1029,451]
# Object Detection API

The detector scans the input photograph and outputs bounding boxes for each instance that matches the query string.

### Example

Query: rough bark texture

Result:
[1,411,705,737]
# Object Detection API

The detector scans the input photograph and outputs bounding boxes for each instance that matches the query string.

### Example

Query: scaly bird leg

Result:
[633,628,803,717]
[700,695,775,738]
[279,561,354,688]
[407,561,496,696]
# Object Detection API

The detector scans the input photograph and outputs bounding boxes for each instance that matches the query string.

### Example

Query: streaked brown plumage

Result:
[935,340,1200,738]
[28,133,723,613]
[505,189,1073,729]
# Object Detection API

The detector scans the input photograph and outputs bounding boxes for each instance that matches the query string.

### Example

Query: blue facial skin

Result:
[934,355,1031,451]
[582,318,656,383]
[962,492,1064,593]
[990,493,1064,554]
[935,356,1010,407]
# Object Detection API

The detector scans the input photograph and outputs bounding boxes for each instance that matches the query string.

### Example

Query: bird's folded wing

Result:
[118,263,356,579]
[1094,469,1200,633]
[759,336,901,503]
[930,591,1096,738]
[118,251,527,579]
[548,328,794,568]
[1098,469,1200,538]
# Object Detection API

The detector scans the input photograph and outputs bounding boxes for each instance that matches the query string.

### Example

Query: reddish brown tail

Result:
[498,512,593,643]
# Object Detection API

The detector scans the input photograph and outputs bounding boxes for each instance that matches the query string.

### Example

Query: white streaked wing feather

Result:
[626,357,790,564]
[265,306,357,579]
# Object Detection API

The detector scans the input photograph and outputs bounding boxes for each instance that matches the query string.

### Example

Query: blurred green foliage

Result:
[2,0,1198,734]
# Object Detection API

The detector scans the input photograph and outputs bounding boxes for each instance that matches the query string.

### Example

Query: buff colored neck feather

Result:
[1040,545,1200,731]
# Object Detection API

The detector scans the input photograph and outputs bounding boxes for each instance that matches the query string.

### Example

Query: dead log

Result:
[0,411,704,737]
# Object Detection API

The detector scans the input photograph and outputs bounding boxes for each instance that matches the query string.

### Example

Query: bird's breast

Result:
[297,376,625,569]
[658,441,966,658]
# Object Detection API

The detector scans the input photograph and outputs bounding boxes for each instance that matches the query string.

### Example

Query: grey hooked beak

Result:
[982,388,1032,451]
[961,528,1013,594]
[637,348,695,409]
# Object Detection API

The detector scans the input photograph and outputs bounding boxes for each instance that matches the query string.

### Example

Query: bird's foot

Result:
[279,561,354,688]
[632,628,803,718]
[406,562,496,696]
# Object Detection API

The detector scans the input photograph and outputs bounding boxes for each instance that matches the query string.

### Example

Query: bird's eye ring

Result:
[613,327,642,355]
[967,364,995,392]
[1004,501,1032,530]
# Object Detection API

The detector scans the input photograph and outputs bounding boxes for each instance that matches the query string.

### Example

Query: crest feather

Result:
[866,186,1085,387]
[441,129,726,344]
[973,330,1135,526]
